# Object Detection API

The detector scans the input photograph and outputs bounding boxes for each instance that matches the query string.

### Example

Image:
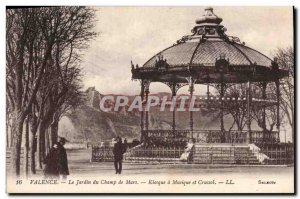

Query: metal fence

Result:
[191,143,294,165]
[91,141,294,165]
[191,145,260,165]
[259,143,294,165]
[126,146,185,159]
[91,146,114,162]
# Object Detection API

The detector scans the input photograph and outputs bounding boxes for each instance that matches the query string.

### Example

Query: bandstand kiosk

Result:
[128,7,293,165]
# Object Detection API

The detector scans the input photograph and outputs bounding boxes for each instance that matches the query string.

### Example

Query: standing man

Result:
[113,137,126,174]
[124,138,128,149]
[44,137,69,179]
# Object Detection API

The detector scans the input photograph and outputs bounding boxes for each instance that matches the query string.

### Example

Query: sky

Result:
[81,6,293,95]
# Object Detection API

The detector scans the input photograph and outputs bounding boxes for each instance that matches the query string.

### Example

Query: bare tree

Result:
[6,7,97,177]
[36,67,85,168]
[275,47,294,142]
[251,83,285,138]
[50,83,86,148]
[7,8,55,177]
[225,81,286,143]
[225,84,249,131]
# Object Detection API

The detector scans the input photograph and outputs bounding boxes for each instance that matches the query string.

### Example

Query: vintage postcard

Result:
[6,6,294,194]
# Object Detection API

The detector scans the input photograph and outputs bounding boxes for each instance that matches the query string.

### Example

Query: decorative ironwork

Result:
[91,146,114,162]
[271,57,279,71]
[164,82,189,95]
[176,35,191,44]
[139,80,145,141]
[215,53,231,72]
[185,76,197,89]
[246,80,252,143]
[144,83,150,136]
[210,82,235,94]
[226,36,246,45]
[144,80,151,92]
[139,80,151,142]
[131,60,140,70]
[185,76,197,138]
[155,54,169,72]
[252,81,268,92]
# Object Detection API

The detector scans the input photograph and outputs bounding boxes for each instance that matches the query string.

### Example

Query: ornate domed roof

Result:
[131,7,288,84]
[143,40,272,68]
[143,7,271,69]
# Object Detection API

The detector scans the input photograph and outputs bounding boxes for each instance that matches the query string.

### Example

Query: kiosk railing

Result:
[143,129,279,144]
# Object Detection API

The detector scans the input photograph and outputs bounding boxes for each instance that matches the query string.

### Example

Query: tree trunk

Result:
[37,120,50,168]
[10,111,25,178]
[50,119,59,147]
[36,125,41,169]
[6,118,9,148]
[37,123,46,169]
[6,127,9,148]
[29,114,38,175]
[24,118,29,177]
[30,131,37,174]
[10,127,13,149]
[45,128,50,155]
[292,115,294,143]
[37,126,43,169]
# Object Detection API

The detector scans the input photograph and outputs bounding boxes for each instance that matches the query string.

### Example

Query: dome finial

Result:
[204,7,214,15]
[191,7,224,38]
[195,7,222,25]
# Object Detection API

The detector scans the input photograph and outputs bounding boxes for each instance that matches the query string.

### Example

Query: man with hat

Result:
[113,136,126,174]
[44,137,69,179]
